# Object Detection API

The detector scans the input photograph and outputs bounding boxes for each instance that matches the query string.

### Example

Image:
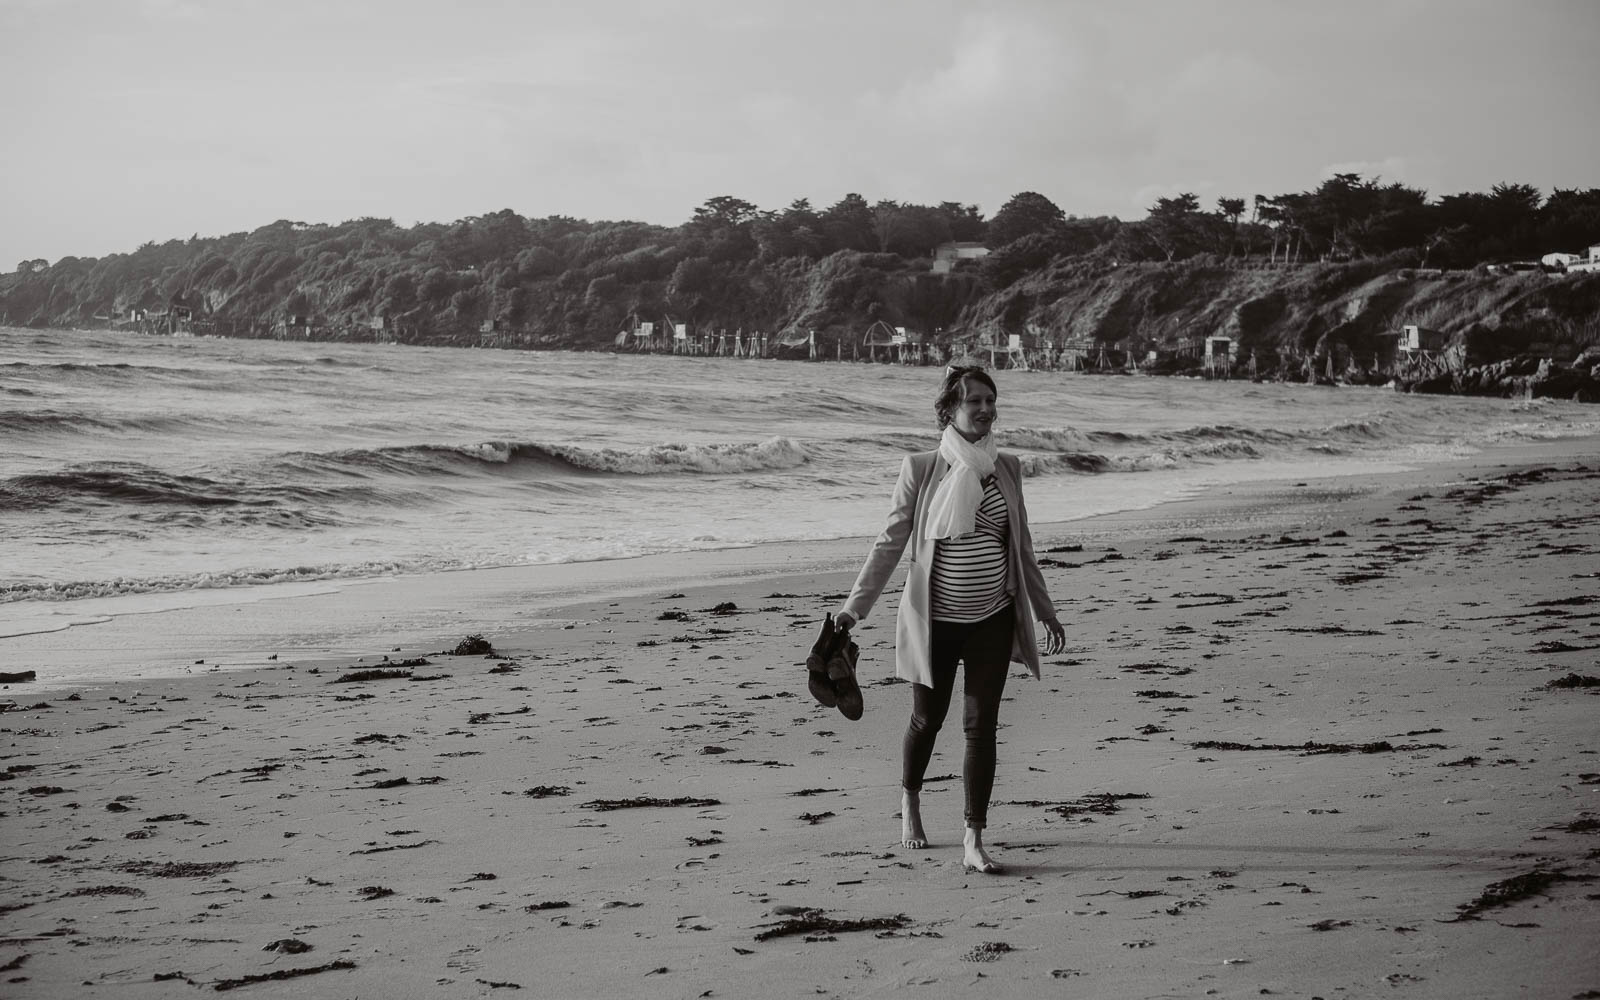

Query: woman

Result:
[835,365,1065,874]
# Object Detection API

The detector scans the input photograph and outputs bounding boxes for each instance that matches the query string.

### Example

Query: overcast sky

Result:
[3,0,1596,268]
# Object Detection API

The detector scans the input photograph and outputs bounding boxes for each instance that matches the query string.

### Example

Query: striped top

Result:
[929,474,1010,622]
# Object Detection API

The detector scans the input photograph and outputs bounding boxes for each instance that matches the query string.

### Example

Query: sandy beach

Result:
[3,449,1598,998]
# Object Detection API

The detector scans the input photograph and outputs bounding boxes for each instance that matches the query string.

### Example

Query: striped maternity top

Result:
[929,473,1011,623]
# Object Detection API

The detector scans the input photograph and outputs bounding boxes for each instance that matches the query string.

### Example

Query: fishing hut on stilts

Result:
[861,320,899,363]
[1204,336,1237,379]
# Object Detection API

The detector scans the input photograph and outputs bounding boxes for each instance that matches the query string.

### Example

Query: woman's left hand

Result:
[1040,616,1066,656]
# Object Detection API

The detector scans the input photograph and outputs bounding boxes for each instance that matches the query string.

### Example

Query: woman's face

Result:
[950,377,997,442]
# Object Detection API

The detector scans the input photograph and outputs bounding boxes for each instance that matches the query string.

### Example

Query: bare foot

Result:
[900,790,928,849]
[963,826,1003,874]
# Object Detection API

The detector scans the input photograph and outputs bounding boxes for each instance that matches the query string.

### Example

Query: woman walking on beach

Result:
[834,365,1065,873]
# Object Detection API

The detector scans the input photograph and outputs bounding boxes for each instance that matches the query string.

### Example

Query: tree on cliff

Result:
[1540,188,1600,255]
[987,192,1065,248]
[691,196,762,233]
[1218,197,1246,255]
[1144,193,1203,262]
[821,194,876,253]
[937,201,987,242]
[871,200,956,258]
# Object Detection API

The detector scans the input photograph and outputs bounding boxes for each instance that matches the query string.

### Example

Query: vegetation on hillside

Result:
[3,178,1598,368]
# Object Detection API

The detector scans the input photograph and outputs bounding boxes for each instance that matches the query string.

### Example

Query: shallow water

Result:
[4,326,1597,615]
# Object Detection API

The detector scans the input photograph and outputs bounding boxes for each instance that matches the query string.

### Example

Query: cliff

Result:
[3,217,1597,397]
[976,253,1600,375]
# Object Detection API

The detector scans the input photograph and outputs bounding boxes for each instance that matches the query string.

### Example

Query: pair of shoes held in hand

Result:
[806,612,863,721]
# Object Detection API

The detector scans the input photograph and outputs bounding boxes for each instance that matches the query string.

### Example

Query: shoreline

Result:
[2,439,1596,996]
[27,325,1600,403]
[3,434,1598,692]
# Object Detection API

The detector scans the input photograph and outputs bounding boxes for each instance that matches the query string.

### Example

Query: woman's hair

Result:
[933,365,998,429]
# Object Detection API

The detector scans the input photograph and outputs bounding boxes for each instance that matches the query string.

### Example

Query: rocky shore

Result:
[1397,350,1600,402]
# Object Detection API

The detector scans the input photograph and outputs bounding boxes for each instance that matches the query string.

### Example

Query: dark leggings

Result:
[902,604,1013,829]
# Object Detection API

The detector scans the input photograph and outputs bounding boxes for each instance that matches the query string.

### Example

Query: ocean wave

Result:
[1474,419,1600,443]
[1003,423,1301,451]
[0,361,203,377]
[775,388,905,418]
[1004,420,1405,459]
[998,427,1098,451]
[0,409,194,435]
[275,436,810,478]
[839,432,940,452]
[1316,417,1392,441]
[542,436,809,474]
[0,461,424,517]
[1017,438,1264,476]
[271,443,564,479]
[1,361,132,371]
[249,355,363,367]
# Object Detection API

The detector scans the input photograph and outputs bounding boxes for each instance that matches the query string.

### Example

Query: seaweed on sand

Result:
[213,960,356,991]
[451,635,495,656]
[753,909,910,942]
[1190,740,1447,755]
[580,796,720,812]
[1447,869,1598,922]
[61,885,145,898]
[330,668,412,684]
[1003,792,1150,819]
[116,861,240,878]
[964,941,1016,962]
[522,785,571,798]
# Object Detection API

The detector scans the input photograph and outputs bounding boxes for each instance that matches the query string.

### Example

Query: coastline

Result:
[2,439,1597,996]
[2,435,1595,692]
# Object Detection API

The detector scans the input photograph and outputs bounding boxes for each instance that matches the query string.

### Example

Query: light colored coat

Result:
[842,450,1057,688]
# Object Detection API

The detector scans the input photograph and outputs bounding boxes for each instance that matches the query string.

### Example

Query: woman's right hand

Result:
[834,610,856,632]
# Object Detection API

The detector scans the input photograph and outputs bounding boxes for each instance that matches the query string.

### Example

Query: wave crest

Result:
[539,435,809,474]
[0,409,192,435]
[0,461,422,518]
[282,436,810,478]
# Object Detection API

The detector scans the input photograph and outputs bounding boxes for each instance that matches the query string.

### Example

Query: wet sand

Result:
[3,453,1598,998]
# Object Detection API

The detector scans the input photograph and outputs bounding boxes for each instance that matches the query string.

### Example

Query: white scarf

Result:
[923,424,998,540]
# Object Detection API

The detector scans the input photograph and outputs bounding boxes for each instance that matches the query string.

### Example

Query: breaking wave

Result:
[274,436,810,478]
[0,461,424,518]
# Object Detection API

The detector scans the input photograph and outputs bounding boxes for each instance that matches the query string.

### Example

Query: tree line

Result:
[4,176,1598,348]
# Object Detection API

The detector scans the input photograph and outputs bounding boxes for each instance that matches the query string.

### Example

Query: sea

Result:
[4,327,1599,672]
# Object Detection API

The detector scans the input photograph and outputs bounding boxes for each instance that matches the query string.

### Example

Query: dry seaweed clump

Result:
[753,909,910,942]
[1449,868,1598,921]
[331,668,412,684]
[213,960,356,991]
[580,796,721,812]
[116,860,240,878]
[61,885,145,898]
[451,634,495,656]
[964,941,1016,962]
[522,785,572,798]
[1005,792,1149,819]
[1190,739,1446,755]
